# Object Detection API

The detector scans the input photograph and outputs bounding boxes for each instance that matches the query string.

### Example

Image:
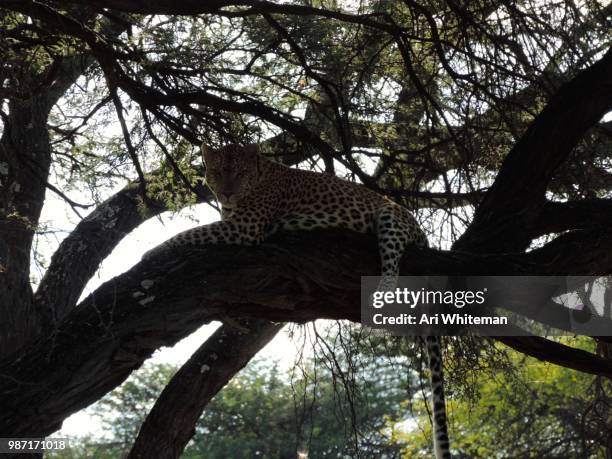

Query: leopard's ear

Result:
[244,144,262,176]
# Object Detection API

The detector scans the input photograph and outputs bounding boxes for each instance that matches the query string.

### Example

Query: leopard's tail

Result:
[425,336,451,459]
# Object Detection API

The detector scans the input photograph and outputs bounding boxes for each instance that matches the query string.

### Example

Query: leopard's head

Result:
[202,143,261,208]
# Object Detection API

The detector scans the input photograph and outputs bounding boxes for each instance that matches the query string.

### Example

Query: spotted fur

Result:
[426,335,451,459]
[146,144,450,458]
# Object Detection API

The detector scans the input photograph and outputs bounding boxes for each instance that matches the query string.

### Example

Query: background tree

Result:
[400,337,612,458]
[47,335,610,458]
[0,0,611,457]
[49,352,412,458]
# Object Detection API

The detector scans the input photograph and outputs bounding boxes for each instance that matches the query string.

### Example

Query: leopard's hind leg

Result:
[374,203,451,459]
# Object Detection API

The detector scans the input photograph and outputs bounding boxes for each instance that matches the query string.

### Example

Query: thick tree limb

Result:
[2,228,612,437]
[0,96,54,355]
[496,335,612,379]
[0,67,94,356]
[33,182,190,326]
[533,199,612,237]
[456,47,612,252]
[59,0,406,35]
[0,5,130,357]
[128,320,282,459]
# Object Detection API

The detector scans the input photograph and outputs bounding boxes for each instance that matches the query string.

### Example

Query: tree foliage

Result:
[49,336,610,458]
[400,338,612,458]
[57,352,412,458]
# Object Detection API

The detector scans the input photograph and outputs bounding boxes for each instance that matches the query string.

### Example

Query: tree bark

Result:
[1,228,612,437]
[128,320,282,459]
[0,96,54,356]
[0,8,128,358]
[456,47,612,252]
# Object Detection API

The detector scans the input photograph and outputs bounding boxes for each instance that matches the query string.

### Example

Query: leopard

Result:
[144,143,451,459]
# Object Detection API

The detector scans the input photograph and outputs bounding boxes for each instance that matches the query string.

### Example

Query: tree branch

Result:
[2,228,612,437]
[496,335,612,379]
[128,320,282,459]
[58,0,405,35]
[33,182,186,327]
[0,3,133,357]
[456,47,612,252]
[1,1,340,160]
[533,199,612,237]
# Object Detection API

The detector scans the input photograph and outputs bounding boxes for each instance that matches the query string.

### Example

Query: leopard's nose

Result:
[220,192,235,201]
